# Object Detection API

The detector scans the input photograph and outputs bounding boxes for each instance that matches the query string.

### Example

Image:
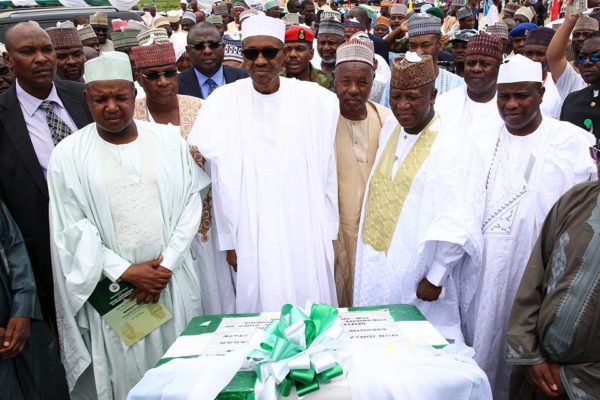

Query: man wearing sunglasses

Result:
[0,55,14,95]
[179,22,248,99]
[506,146,600,400]
[561,32,600,138]
[189,14,340,314]
[132,42,236,315]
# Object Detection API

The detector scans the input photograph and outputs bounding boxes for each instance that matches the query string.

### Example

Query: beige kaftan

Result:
[334,101,391,307]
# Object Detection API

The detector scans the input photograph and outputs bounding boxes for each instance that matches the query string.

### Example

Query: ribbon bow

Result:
[248,304,345,399]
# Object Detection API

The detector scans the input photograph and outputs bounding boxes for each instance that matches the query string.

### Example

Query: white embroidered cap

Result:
[241,14,285,43]
[84,51,133,83]
[497,54,542,84]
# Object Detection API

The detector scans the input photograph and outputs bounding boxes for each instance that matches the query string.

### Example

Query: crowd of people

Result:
[0,0,599,399]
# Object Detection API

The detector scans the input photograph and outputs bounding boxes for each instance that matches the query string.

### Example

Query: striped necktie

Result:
[39,100,72,146]
[205,78,218,98]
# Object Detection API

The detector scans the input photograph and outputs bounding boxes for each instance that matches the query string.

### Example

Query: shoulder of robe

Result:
[543,117,595,147]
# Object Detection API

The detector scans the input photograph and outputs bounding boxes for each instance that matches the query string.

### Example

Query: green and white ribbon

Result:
[248,303,345,399]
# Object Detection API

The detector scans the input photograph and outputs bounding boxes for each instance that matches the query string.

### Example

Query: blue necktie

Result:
[205,78,218,98]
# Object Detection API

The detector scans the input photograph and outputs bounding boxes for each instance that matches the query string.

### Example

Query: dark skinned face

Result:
[459,16,475,29]
[187,28,225,76]
[55,47,85,81]
[284,42,313,76]
[302,3,316,25]
[497,82,544,135]
[578,37,600,87]
[317,33,344,64]
[82,37,100,53]
[181,20,194,31]
[451,41,468,64]
[573,29,594,55]
[92,25,108,44]
[266,7,280,17]
[137,63,179,105]
[0,56,15,94]
[243,35,285,94]
[288,0,301,13]
[524,44,549,76]
[389,83,437,134]
[408,34,441,62]
[84,80,137,135]
[334,61,374,119]
[511,36,526,54]
[464,54,500,101]
[390,14,406,30]
[4,25,56,98]
[373,25,389,38]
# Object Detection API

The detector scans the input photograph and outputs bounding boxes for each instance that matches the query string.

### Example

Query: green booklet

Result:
[88,277,172,347]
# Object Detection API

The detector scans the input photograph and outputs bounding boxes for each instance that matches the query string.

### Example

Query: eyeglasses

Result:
[140,69,178,80]
[590,145,600,161]
[576,52,600,65]
[190,41,223,51]
[241,47,283,61]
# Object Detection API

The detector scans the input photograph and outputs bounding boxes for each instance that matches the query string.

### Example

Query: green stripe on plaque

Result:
[348,304,427,321]
[216,371,257,400]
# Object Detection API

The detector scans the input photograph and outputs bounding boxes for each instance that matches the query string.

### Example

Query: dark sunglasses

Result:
[241,47,282,61]
[576,52,600,65]
[191,41,223,51]
[0,66,9,75]
[140,69,178,80]
[590,145,600,162]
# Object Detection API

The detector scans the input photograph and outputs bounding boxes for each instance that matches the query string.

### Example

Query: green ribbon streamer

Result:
[249,304,344,398]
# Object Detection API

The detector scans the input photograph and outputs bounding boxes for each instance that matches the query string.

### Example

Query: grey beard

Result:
[321,56,336,65]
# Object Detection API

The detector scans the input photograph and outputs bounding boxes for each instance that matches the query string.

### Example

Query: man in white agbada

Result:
[188,15,340,313]
[48,52,210,399]
[436,32,504,169]
[353,52,486,342]
[463,54,597,399]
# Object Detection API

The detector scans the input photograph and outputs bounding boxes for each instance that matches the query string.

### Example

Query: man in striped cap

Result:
[354,51,487,345]
[386,4,409,54]
[90,12,114,52]
[332,37,392,307]
[457,7,475,30]
[46,27,85,82]
[77,24,100,53]
[382,13,464,109]
[436,32,504,167]
[207,14,226,36]
[154,16,174,37]
[314,17,344,74]
[283,26,334,91]
[486,21,509,55]
[228,1,247,32]
[181,10,197,31]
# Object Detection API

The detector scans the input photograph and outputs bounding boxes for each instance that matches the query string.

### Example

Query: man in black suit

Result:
[178,22,248,99]
[349,6,390,63]
[0,22,93,330]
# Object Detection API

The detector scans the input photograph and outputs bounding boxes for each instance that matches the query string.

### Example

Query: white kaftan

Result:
[435,85,503,172]
[464,118,596,399]
[48,121,210,400]
[541,73,562,119]
[188,77,340,313]
[353,115,486,342]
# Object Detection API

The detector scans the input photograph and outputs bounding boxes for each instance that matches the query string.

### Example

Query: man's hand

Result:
[227,250,237,272]
[129,288,161,304]
[0,317,30,358]
[121,256,171,294]
[524,362,564,397]
[416,278,442,301]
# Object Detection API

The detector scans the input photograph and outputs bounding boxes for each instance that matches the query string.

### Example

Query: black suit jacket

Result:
[369,33,389,65]
[0,80,93,325]
[561,86,600,140]
[178,65,249,99]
